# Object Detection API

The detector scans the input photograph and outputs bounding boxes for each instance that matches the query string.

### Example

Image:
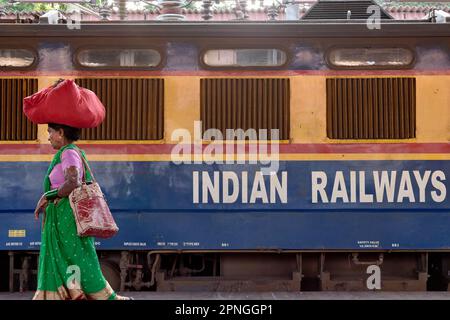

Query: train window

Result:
[201,78,290,140]
[327,48,414,68]
[203,49,287,67]
[0,78,38,140]
[326,78,416,139]
[75,78,164,140]
[76,49,161,68]
[0,49,35,68]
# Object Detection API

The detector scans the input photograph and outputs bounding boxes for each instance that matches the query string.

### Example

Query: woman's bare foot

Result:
[115,294,134,300]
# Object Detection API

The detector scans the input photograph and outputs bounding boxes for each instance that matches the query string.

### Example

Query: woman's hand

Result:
[34,194,48,220]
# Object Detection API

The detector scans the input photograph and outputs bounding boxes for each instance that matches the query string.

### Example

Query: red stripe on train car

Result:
[0,143,449,155]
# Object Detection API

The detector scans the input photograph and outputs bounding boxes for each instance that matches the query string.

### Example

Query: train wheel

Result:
[100,260,121,292]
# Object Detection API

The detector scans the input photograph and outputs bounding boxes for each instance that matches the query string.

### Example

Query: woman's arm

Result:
[35,166,81,220]
[35,151,83,219]
[57,166,82,197]
[43,165,82,201]
[56,149,84,198]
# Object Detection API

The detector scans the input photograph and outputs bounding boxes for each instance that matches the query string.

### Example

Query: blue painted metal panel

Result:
[0,161,448,211]
[33,40,450,72]
[1,211,450,250]
[0,160,448,250]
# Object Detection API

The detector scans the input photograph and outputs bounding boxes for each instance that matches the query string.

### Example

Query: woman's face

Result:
[47,127,65,150]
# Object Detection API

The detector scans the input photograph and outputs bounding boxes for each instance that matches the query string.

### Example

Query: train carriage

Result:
[0,15,449,292]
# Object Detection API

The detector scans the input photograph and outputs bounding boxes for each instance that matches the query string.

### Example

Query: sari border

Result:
[86,282,115,300]
[32,286,87,300]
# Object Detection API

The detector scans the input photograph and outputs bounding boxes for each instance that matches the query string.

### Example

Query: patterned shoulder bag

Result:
[68,149,119,239]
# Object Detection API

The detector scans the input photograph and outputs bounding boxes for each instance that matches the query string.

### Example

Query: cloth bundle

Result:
[23,79,105,128]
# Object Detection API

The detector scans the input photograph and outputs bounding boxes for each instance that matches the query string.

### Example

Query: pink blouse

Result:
[49,149,84,189]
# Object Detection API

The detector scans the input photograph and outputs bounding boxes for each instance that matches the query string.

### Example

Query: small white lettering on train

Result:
[5,242,23,247]
[123,242,147,247]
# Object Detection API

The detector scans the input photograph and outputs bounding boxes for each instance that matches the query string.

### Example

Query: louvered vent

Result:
[0,78,38,141]
[301,0,393,20]
[201,78,290,140]
[326,77,416,139]
[75,78,164,140]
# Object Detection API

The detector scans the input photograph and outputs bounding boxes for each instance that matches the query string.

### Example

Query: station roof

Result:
[0,0,449,22]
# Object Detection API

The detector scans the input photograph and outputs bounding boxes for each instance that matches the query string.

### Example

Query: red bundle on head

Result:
[23,79,105,128]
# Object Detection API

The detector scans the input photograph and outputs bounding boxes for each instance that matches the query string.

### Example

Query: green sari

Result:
[33,143,119,300]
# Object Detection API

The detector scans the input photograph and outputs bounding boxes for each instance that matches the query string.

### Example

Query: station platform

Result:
[1,291,450,300]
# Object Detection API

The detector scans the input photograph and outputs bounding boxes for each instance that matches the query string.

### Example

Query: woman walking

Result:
[24,79,131,300]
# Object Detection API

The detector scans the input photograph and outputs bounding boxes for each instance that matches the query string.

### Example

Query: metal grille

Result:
[75,78,164,140]
[201,78,290,140]
[326,78,416,139]
[0,78,38,141]
[302,0,393,20]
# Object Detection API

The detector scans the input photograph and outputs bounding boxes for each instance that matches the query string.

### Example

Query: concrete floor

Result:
[2,291,450,300]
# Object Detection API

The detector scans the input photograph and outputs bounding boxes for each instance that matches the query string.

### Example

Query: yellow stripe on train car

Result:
[0,153,449,162]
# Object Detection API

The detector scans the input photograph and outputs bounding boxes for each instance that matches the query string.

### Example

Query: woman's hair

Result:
[53,78,65,87]
[48,123,81,142]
